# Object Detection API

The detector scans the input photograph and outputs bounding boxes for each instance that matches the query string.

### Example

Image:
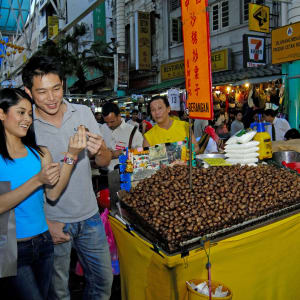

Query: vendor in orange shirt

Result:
[143,95,199,154]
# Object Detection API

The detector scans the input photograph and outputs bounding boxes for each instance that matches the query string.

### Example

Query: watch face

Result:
[64,156,75,165]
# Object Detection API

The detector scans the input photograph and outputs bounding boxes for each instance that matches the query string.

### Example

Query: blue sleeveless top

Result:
[0,146,48,238]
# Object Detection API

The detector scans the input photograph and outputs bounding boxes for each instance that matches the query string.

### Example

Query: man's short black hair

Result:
[263,109,276,118]
[284,128,300,140]
[102,102,120,117]
[131,109,139,114]
[22,55,64,90]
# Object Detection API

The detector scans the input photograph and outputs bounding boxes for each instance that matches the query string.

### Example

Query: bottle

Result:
[250,115,272,160]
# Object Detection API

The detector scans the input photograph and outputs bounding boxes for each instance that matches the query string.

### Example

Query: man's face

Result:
[236,112,242,121]
[132,112,138,121]
[263,114,273,123]
[25,73,64,118]
[104,112,122,130]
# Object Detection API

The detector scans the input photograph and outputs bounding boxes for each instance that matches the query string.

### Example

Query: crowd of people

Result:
[0,53,299,300]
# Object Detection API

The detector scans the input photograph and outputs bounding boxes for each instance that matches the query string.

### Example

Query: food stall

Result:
[110,144,300,300]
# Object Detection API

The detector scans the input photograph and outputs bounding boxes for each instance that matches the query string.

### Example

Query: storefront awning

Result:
[140,77,185,93]
[0,0,30,34]
[212,64,282,86]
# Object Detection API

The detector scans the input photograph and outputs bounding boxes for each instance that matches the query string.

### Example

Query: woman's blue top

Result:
[0,146,48,238]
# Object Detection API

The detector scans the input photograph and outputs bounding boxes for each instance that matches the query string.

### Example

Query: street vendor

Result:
[143,95,199,154]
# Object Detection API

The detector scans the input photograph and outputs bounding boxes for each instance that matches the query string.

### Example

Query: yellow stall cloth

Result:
[109,213,300,300]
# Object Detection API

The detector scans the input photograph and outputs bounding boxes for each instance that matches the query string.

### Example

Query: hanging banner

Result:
[243,34,266,67]
[168,89,181,111]
[248,3,270,33]
[93,1,106,42]
[211,49,231,72]
[135,11,151,70]
[48,16,59,39]
[272,21,300,64]
[117,53,129,89]
[181,0,213,120]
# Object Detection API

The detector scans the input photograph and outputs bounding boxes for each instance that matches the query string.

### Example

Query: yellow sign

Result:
[249,4,270,33]
[181,0,213,120]
[272,21,300,64]
[135,11,151,70]
[161,60,184,81]
[48,16,59,39]
[211,49,230,72]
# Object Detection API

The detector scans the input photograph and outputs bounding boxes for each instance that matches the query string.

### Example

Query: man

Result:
[140,112,153,135]
[126,109,140,127]
[95,111,104,125]
[263,109,291,141]
[22,55,113,300]
[193,119,208,139]
[101,102,143,170]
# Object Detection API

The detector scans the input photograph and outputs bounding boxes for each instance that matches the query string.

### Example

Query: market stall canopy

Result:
[212,64,282,86]
[0,0,30,34]
[139,77,185,94]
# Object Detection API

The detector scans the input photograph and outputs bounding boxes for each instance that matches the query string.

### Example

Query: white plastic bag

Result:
[225,152,259,159]
[226,157,259,164]
[225,141,259,150]
[225,147,259,154]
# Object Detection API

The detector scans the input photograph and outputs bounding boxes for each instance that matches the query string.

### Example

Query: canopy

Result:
[0,0,30,34]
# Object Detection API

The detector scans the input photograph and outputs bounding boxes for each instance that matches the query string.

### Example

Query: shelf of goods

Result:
[110,163,300,300]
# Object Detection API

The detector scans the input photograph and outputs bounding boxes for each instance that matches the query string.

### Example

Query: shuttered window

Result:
[170,0,180,11]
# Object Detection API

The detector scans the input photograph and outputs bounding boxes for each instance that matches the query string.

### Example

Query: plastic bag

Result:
[100,208,120,275]
[225,141,259,150]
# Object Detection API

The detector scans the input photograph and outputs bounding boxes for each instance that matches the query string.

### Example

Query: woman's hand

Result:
[38,163,60,186]
[67,125,87,159]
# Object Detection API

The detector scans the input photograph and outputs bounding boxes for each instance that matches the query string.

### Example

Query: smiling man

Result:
[22,55,113,300]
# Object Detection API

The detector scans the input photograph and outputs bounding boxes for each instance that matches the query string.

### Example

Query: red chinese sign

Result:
[181,0,213,119]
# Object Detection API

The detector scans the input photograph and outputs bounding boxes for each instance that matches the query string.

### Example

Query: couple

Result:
[0,56,113,299]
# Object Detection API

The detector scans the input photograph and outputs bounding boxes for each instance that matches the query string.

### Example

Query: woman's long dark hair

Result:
[0,88,43,161]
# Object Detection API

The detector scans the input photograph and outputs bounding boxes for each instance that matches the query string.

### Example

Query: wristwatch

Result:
[63,155,78,165]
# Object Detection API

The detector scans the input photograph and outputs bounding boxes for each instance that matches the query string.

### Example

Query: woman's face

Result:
[0,98,33,138]
[150,99,170,124]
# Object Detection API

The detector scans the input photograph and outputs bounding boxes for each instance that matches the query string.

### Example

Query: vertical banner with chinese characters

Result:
[117,53,129,89]
[181,0,213,120]
[48,16,59,39]
[135,11,151,70]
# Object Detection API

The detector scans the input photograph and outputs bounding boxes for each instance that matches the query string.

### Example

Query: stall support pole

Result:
[189,118,193,189]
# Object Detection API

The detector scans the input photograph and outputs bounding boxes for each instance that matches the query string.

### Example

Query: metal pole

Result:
[189,117,193,189]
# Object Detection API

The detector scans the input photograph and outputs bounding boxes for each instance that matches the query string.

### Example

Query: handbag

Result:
[0,181,17,278]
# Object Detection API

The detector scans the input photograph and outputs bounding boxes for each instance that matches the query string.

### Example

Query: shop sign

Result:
[161,60,184,81]
[243,34,266,68]
[135,11,151,70]
[248,3,270,33]
[181,0,213,120]
[117,53,129,89]
[93,1,106,42]
[272,21,300,64]
[48,16,59,39]
[211,49,231,72]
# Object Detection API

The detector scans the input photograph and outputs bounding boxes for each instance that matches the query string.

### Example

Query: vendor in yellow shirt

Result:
[143,95,199,154]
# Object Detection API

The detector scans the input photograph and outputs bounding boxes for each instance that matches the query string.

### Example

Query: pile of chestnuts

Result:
[121,164,300,252]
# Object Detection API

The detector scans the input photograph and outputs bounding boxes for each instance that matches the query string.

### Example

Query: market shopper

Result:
[126,109,140,127]
[101,102,143,170]
[143,95,199,154]
[0,88,86,299]
[22,55,113,300]
[230,111,244,136]
[263,109,291,141]
[284,128,300,140]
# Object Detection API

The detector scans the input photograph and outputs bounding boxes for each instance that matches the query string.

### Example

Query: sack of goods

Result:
[224,130,259,166]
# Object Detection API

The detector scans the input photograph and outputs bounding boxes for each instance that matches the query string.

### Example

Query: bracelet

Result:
[63,155,78,165]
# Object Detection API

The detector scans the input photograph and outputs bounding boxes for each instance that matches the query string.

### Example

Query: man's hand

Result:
[86,131,105,156]
[47,220,71,244]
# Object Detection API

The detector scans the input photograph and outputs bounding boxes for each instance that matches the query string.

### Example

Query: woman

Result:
[143,95,199,154]
[0,88,86,299]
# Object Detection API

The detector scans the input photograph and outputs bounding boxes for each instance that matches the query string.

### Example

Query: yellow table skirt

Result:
[109,212,300,300]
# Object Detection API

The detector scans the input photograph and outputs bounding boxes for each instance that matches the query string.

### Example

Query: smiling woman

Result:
[143,95,199,154]
[0,88,86,298]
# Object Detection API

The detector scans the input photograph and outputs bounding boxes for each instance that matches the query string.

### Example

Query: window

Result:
[243,0,252,22]
[170,0,180,11]
[171,18,182,43]
[211,1,229,32]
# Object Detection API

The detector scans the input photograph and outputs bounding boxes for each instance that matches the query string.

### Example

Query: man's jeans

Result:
[10,231,54,300]
[48,213,113,300]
